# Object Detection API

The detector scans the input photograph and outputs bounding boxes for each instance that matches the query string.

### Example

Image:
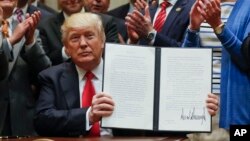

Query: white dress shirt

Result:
[75,59,113,136]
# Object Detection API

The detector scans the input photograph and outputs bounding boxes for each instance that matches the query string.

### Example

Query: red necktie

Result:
[82,71,100,137]
[154,1,170,32]
[2,20,9,38]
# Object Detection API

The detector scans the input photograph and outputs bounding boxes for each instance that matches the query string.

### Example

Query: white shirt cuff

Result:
[86,107,92,131]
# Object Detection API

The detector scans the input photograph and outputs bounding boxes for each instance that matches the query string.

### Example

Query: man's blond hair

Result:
[61,12,105,43]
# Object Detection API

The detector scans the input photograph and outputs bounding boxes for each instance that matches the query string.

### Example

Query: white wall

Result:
[44,0,129,12]
[109,0,129,10]
[44,0,59,11]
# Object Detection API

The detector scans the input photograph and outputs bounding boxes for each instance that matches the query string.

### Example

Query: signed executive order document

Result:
[102,43,212,132]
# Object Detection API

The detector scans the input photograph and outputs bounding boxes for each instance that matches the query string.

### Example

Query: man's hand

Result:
[198,0,222,29]
[8,19,30,45]
[188,0,205,31]
[206,93,219,116]
[89,92,115,124]
[125,0,153,40]
[25,11,41,45]
[8,11,41,46]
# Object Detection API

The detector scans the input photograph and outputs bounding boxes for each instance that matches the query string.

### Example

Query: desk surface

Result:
[0,136,188,141]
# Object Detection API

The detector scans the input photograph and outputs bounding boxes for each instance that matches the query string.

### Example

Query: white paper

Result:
[102,43,155,130]
[159,48,212,131]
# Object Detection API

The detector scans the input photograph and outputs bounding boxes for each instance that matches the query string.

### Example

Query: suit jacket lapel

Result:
[122,4,130,19]
[60,62,80,108]
[8,19,25,75]
[161,0,188,34]
[149,4,158,22]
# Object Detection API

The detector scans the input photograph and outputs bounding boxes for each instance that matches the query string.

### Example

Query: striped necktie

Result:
[154,1,171,32]
[15,8,23,23]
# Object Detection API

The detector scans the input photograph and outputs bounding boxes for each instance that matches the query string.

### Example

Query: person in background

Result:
[30,0,58,15]
[39,0,119,65]
[83,0,109,13]
[0,0,51,136]
[183,0,250,138]
[182,0,236,140]
[15,0,54,28]
[34,12,219,137]
[82,0,126,43]
[125,0,195,47]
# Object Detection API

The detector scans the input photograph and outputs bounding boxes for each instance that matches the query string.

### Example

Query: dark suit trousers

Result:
[1,102,12,136]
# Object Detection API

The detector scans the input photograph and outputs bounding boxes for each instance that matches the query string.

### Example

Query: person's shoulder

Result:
[97,13,113,19]
[108,3,129,14]
[37,2,58,15]
[39,62,72,78]
[180,0,195,5]
[38,12,60,28]
[28,5,54,20]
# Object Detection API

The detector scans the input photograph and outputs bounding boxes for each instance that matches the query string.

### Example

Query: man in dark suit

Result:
[39,0,119,65]
[126,0,195,47]
[34,12,115,137]
[0,0,51,136]
[83,0,128,43]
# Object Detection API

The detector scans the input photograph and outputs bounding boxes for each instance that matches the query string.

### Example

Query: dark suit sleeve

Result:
[100,14,120,43]
[1,38,13,61]
[140,0,194,47]
[38,2,58,15]
[21,31,51,74]
[34,69,88,136]
[0,38,13,80]
[0,49,8,80]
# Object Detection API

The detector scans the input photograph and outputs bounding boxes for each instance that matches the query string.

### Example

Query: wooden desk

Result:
[0,136,187,141]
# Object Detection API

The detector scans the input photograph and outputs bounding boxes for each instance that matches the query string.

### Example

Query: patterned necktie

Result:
[82,71,100,137]
[15,8,23,23]
[154,1,171,32]
[2,20,9,38]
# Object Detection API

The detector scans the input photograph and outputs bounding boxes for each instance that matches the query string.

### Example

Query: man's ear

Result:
[64,46,71,58]
[101,43,105,49]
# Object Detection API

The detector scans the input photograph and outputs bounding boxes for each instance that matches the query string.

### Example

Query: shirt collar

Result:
[13,3,28,16]
[129,2,134,13]
[158,0,177,6]
[75,59,103,81]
